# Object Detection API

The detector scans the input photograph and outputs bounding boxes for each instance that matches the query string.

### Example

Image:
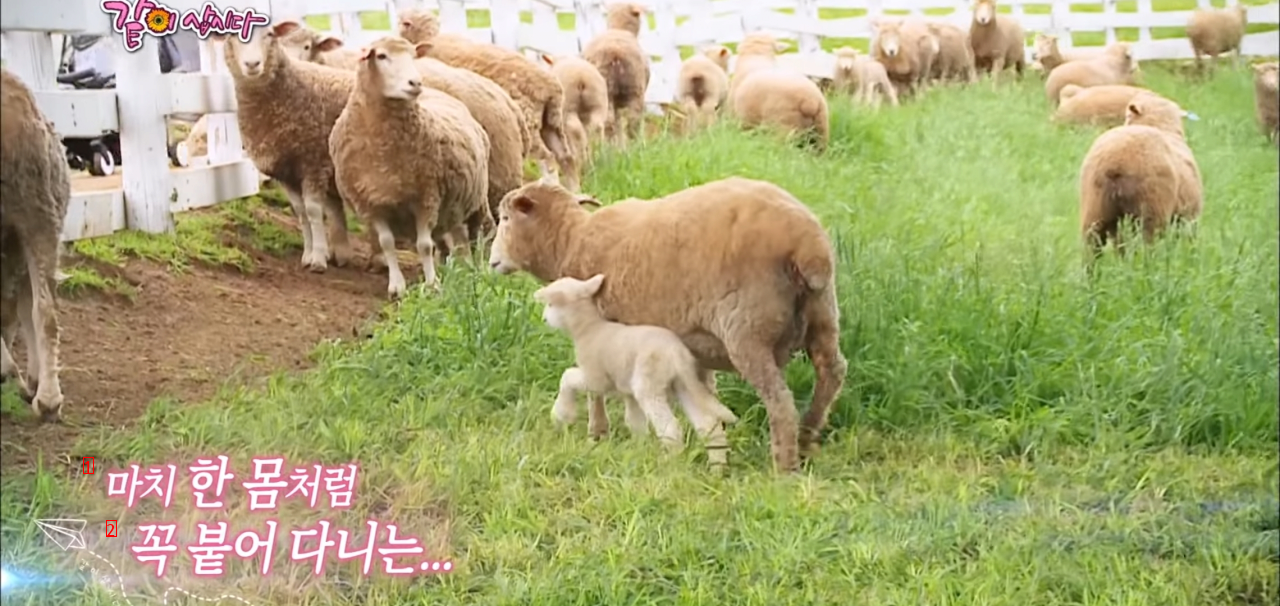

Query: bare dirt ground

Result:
[0,212,412,473]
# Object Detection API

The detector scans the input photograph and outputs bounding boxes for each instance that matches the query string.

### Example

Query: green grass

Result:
[302,0,1279,58]
[3,61,1277,604]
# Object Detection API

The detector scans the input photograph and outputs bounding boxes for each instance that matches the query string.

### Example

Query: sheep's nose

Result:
[488,260,500,268]
[243,60,261,70]
[408,79,422,89]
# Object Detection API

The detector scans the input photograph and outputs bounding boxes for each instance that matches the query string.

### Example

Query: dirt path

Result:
[0,224,404,472]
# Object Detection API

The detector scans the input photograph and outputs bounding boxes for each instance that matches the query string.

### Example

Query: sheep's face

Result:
[398,10,441,45]
[276,29,318,63]
[1125,93,1188,137]
[489,182,602,278]
[738,34,782,58]
[357,38,424,101]
[1033,34,1057,60]
[1254,62,1279,91]
[875,23,905,58]
[606,3,645,35]
[221,20,299,79]
[703,45,731,71]
[533,275,606,330]
[973,0,997,25]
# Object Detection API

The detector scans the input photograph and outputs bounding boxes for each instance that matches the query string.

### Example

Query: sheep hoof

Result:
[329,245,354,267]
[301,251,328,273]
[31,386,64,423]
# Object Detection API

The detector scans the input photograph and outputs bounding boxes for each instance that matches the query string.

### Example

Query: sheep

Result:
[1044,42,1139,107]
[868,17,938,98]
[329,36,490,299]
[581,3,652,144]
[216,20,354,272]
[1053,84,1154,128]
[926,22,977,84]
[487,177,848,473]
[540,53,609,161]
[0,68,70,421]
[1186,5,1249,71]
[398,8,580,191]
[726,33,790,113]
[1253,62,1279,145]
[832,47,899,108]
[534,274,739,469]
[969,0,1027,86]
[1032,33,1104,76]
[675,45,731,129]
[1078,92,1202,259]
[731,67,830,151]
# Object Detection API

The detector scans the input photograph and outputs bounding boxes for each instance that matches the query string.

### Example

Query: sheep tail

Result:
[674,361,738,425]
[798,96,823,120]
[688,73,707,106]
[608,56,635,106]
[1101,167,1141,216]
[788,238,835,292]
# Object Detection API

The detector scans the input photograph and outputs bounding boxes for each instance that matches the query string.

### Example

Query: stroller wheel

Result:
[89,141,115,176]
[168,141,190,168]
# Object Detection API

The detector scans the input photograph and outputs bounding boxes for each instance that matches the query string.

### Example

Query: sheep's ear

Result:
[718,47,729,58]
[400,20,413,31]
[511,195,536,215]
[359,46,377,61]
[630,4,644,17]
[315,37,344,52]
[583,274,606,294]
[1125,101,1143,121]
[576,196,601,209]
[414,42,432,58]
[272,20,301,38]
[540,53,555,66]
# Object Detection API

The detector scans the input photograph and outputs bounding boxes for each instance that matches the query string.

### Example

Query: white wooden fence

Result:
[1,0,1277,243]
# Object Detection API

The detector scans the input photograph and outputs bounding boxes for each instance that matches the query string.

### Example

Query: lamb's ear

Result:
[1125,100,1143,122]
[576,196,601,209]
[272,20,302,38]
[511,195,536,215]
[414,42,432,58]
[583,274,606,295]
[315,37,344,52]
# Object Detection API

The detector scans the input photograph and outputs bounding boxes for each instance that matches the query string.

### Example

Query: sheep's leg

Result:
[412,209,441,293]
[282,184,315,268]
[725,339,799,473]
[371,217,406,299]
[300,185,330,273]
[22,236,64,421]
[673,383,731,471]
[552,367,585,427]
[0,291,28,396]
[323,196,353,267]
[622,394,650,437]
[885,82,900,107]
[797,287,848,464]
[586,393,609,440]
[989,57,1006,88]
[633,383,683,453]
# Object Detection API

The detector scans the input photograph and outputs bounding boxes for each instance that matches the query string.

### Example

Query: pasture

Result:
[2,6,1279,606]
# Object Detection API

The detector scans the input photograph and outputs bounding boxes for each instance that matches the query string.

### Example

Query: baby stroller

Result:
[56,34,188,176]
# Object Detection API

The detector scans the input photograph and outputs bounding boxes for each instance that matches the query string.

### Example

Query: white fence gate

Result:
[1,0,1277,243]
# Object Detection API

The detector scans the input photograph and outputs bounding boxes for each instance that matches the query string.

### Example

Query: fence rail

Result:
[1,0,1276,242]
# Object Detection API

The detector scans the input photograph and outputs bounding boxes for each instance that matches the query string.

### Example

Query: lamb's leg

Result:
[725,338,799,473]
[323,195,353,267]
[586,393,609,440]
[281,184,315,268]
[22,235,64,421]
[621,394,650,437]
[797,287,848,464]
[633,384,683,453]
[552,367,585,427]
[300,185,330,273]
[673,384,731,471]
[412,209,441,293]
[370,217,406,299]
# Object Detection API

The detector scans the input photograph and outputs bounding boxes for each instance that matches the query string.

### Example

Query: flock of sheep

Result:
[1,1,1276,474]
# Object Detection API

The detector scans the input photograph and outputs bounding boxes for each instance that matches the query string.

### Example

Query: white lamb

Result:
[535,274,738,468]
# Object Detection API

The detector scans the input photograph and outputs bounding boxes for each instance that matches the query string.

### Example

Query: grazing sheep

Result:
[1079,92,1202,257]
[581,3,651,144]
[1044,42,1139,106]
[1253,62,1279,145]
[487,177,847,473]
[1186,5,1249,71]
[926,22,977,84]
[832,47,898,108]
[675,45,731,129]
[0,68,70,421]
[330,37,490,299]
[541,53,608,160]
[869,17,938,98]
[731,68,830,151]
[217,20,354,272]
[535,274,738,469]
[1054,84,1153,128]
[969,0,1027,86]
[1032,33,1104,76]
[726,33,790,113]
[398,8,579,191]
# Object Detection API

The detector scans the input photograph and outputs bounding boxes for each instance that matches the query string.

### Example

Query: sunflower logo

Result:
[144,8,175,34]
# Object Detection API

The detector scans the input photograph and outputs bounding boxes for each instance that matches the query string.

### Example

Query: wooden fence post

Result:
[113,36,174,234]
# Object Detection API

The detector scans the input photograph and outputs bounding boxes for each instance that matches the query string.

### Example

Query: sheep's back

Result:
[0,69,70,229]
[1055,85,1149,126]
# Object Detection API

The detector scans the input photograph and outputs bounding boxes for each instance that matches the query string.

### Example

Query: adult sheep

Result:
[0,68,70,421]
[969,0,1027,86]
[487,178,848,473]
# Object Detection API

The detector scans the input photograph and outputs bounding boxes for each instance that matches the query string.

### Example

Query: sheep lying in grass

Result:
[541,53,608,163]
[926,22,976,84]
[0,68,70,421]
[1044,43,1139,107]
[488,177,847,473]
[731,67,830,151]
[675,45,731,129]
[1186,5,1248,71]
[535,274,739,469]
[969,0,1027,86]
[832,47,898,108]
[1253,62,1279,145]
[869,17,938,99]
[398,8,579,191]
[330,37,490,299]
[727,33,789,113]
[582,3,651,144]
[1054,84,1156,128]
[1032,33,1104,76]
[1078,92,1202,258]
[217,20,354,272]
